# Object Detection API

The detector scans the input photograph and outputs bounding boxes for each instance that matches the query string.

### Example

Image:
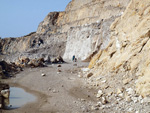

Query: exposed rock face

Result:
[0,61,20,78]
[89,0,150,97]
[0,83,9,109]
[63,17,116,61]
[37,12,60,34]
[63,0,130,60]
[0,0,129,62]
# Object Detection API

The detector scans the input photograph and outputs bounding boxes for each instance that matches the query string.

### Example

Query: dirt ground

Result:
[2,61,98,113]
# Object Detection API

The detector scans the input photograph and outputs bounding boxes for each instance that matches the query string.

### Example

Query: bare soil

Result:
[2,61,97,113]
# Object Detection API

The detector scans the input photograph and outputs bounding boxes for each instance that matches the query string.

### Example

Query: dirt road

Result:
[2,61,97,113]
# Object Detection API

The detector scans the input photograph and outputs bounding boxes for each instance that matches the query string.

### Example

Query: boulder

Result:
[44,55,51,63]
[0,61,21,78]
[51,56,64,63]
[1,89,10,99]
[28,58,45,67]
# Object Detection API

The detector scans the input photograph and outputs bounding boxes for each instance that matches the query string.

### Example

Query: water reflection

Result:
[5,87,36,109]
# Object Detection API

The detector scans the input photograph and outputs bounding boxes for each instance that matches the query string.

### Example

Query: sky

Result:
[0,0,71,38]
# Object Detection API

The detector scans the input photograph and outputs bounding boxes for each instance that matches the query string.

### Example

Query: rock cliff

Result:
[89,0,150,97]
[0,0,129,62]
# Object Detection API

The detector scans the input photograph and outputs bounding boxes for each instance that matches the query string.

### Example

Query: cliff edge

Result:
[0,0,129,62]
[89,0,150,97]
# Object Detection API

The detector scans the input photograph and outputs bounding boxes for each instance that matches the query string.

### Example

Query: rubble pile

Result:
[0,61,21,78]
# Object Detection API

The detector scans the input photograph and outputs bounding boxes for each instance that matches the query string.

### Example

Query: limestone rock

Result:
[51,56,64,63]
[88,0,150,97]
[1,89,10,99]
[0,0,130,64]
[123,78,132,85]
[126,88,135,96]
[101,97,108,104]
[96,90,103,98]
[81,68,90,73]
[78,75,82,78]
[125,96,132,102]
[41,73,46,77]
[28,58,45,67]
[0,60,21,78]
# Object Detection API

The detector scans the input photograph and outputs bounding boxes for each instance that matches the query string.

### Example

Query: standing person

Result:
[72,55,75,62]
[75,58,77,62]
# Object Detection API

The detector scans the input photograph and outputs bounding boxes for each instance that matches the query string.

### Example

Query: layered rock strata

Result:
[0,0,129,62]
[89,0,150,97]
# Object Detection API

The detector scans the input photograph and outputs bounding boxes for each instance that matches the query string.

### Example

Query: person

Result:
[74,58,77,62]
[72,55,75,62]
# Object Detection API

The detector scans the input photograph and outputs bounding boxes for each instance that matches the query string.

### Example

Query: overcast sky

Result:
[0,0,71,38]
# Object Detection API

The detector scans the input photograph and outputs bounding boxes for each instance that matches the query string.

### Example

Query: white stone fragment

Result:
[138,95,143,101]
[78,75,82,78]
[96,90,103,98]
[131,97,138,103]
[41,73,46,77]
[128,107,134,112]
[1,89,10,98]
[101,80,106,83]
[126,88,135,95]
[81,68,90,72]
[118,93,123,98]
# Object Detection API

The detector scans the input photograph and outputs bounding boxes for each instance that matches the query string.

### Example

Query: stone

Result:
[28,58,45,68]
[81,68,90,73]
[57,72,60,74]
[135,111,139,113]
[138,95,143,101]
[87,0,150,97]
[131,97,138,103]
[101,80,106,83]
[44,55,51,63]
[96,90,103,98]
[0,104,2,108]
[57,64,61,67]
[41,73,46,77]
[87,72,93,78]
[118,93,124,98]
[96,102,102,107]
[81,99,86,102]
[1,89,10,99]
[51,56,64,63]
[117,88,123,95]
[128,108,134,112]
[91,106,99,110]
[101,97,108,104]
[78,75,82,78]
[125,96,132,102]
[0,61,21,78]
[101,105,106,109]
[126,88,135,96]
[123,78,131,85]
[107,92,113,97]
[52,89,57,93]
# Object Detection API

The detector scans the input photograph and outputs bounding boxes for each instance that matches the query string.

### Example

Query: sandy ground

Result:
[2,61,98,113]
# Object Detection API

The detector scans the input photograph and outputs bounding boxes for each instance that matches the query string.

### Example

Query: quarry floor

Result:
[2,61,98,113]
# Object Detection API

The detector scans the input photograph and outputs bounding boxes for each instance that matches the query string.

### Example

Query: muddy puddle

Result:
[5,87,36,109]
